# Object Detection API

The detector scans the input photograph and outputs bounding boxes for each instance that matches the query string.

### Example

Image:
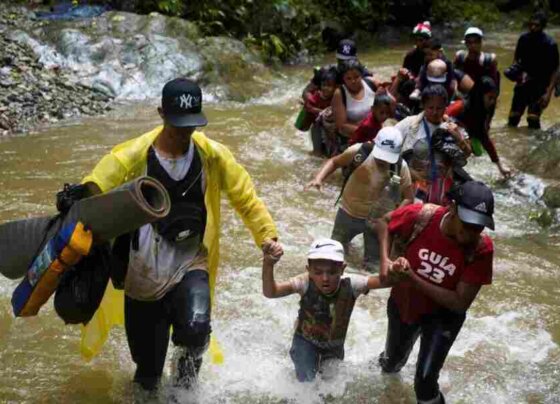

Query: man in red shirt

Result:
[376,181,495,404]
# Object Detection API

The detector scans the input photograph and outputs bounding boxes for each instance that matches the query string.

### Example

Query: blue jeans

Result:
[331,208,380,272]
[289,334,344,382]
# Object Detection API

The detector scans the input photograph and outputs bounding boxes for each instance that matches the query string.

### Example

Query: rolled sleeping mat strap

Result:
[9,176,171,317]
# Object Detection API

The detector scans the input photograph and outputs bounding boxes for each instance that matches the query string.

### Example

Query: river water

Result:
[0,32,559,404]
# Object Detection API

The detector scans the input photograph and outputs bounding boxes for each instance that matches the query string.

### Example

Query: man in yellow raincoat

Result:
[80,78,280,392]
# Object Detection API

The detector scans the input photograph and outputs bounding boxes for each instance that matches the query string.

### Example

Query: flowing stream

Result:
[0,29,559,404]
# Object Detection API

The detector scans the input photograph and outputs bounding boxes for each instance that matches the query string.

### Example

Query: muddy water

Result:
[0,34,559,403]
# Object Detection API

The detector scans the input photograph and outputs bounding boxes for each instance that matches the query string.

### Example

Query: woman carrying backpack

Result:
[331,60,381,154]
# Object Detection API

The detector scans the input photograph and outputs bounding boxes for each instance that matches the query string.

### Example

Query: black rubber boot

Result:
[527,117,541,130]
[508,114,521,127]
[175,350,203,390]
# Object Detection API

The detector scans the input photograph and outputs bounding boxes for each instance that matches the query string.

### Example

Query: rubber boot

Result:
[527,116,541,130]
[507,113,521,127]
[174,349,203,390]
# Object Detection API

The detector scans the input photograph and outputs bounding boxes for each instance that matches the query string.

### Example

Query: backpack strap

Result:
[341,79,376,108]
[335,142,374,205]
[389,156,403,178]
[407,203,440,246]
[364,78,377,92]
[481,52,496,68]
[455,50,467,69]
[389,203,439,259]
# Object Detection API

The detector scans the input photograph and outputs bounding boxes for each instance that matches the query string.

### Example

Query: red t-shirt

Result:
[446,99,464,118]
[350,111,382,144]
[304,90,332,119]
[388,204,493,323]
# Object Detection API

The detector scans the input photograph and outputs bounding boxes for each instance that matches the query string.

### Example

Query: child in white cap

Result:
[262,238,392,381]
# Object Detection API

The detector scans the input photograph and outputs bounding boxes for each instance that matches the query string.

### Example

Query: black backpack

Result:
[54,243,111,325]
[335,142,402,205]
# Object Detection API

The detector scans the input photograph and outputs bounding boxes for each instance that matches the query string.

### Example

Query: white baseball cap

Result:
[307,238,344,262]
[372,127,403,164]
[464,27,484,38]
[426,73,447,83]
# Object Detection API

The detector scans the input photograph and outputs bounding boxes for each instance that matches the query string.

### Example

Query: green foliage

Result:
[132,0,184,16]
[155,0,184,16]
[432,0,501,25]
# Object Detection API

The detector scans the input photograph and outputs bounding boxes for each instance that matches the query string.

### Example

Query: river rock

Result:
[0,3,280,132]
[542,186,560,209]
[0,5,113,134]
[198,36,271,101]
[519,136,560,180]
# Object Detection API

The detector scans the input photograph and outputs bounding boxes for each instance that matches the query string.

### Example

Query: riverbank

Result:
[0,6,113,135]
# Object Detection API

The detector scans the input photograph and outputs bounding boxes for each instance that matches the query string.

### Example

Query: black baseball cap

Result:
[336,39,357,61]
[161,78,208,128]
[450,181,495,230]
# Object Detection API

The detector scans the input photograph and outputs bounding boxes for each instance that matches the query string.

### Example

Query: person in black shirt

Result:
[507,11,559,129]
[403,21,432,79]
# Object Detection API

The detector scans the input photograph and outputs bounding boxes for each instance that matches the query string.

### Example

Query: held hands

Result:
[397,68,411,80]
[262,239,284,264]
[386,257,411,283]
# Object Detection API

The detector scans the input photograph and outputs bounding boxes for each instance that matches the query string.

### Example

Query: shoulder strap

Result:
[455,50,466,67]
[421,118,438,183]
[407,203,439,246]
[481,52,493,67]
[335,142,374,205]
[389,156,403,177]
[341,85,347,108]
[364,78,377,92]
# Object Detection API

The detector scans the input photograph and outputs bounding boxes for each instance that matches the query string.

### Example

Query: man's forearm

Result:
[409,270,468,312]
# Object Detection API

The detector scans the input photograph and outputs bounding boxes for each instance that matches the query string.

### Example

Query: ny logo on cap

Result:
[342,44,352,54]
[474,202,487,213]
[179,93,200,110]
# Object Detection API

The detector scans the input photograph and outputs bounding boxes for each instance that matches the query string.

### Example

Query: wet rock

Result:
[542,186,560,209]
[0,7,113,134]
[199,36,270,101]
[531,208,555,228]
[518,123,560,180]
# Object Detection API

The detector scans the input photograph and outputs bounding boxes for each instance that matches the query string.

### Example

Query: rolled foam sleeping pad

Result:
[0,217,58,280]
[0,176,171,280]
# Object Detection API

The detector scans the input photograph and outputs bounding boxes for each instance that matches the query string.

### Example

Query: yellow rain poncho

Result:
[79,126,278,361]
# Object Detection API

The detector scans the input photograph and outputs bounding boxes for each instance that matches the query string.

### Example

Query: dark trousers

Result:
[289,334,344,382]
[125,270,211,390]
[331,208,380,272]
[508,81,547,129]
[379,297,465,403]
